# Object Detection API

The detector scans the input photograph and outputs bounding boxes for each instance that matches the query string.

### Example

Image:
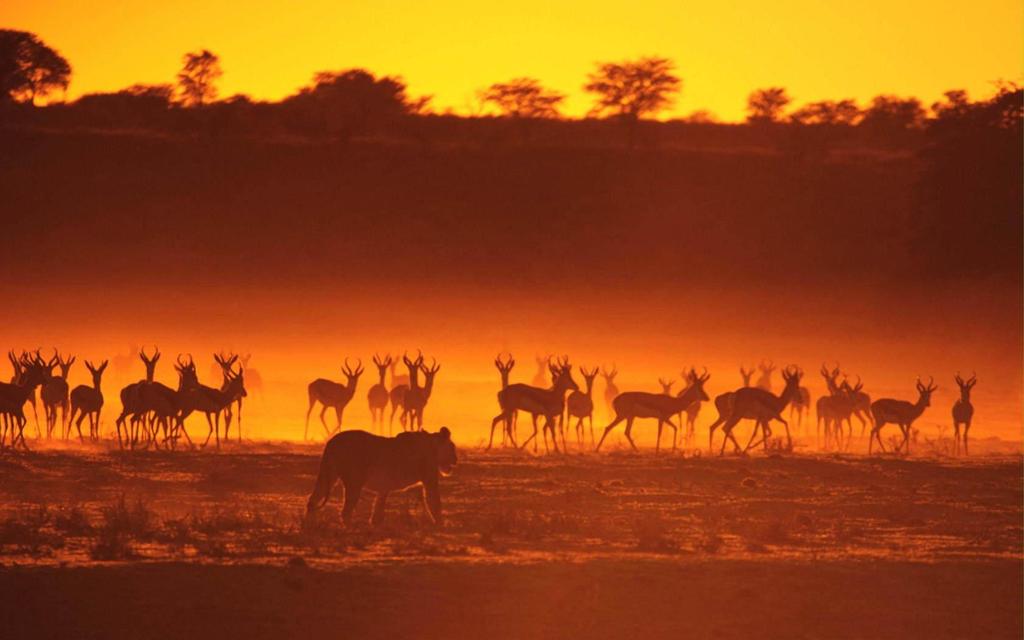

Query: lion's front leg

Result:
[421,478,442,525]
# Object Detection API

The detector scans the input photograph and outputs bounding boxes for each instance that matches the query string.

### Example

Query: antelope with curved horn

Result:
[213,352,247,441]
[815,364,851,450]
[115,346,162,448]
[601,365,619,416]
[678,368,705,448]
[41,350,74,439]
[706,365,756,452]
[755,360,776,392]
[180,356,246,449]
[488,353,516,449]
[0,352,49,450]
[492,357,578,454]
[711,366,803,455]
[869,377,937,455]
[567,366,600,448]
[388,352,423,431]
[7,349,43,437]
[367,354,393,433]
[952,372,977,455]
[67,360,108,441]
[596,368,710,453]
[402,357,440,431]
[844,374,873,437]
[306,358,364,439]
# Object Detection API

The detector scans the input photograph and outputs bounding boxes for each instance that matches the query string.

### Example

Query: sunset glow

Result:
[6,0,1023,119]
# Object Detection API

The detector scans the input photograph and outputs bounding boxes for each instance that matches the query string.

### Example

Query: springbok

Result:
[596,368,711,453]
[0,353,49,450]
[115,346,162,448]
[367,354,393,432]
[707,366,756,452]
[492,357,578,454]
[601,365,619,415]
[678,368,705,448]
[711,366,803,455]
[567,366,600,447]
[755,360,776,392]
[488,353,516,449]
[213,353,248,441]
[815,365,852,449]
[388,352,422,431]
[389,358,410,389]
[41,350,74,439]
[402,358,440,431]
[180,359,246,448]
[869,377,937,455]
[67,360,108,441]
[952,372,976,455]
[7,349,42,437]
[306,359,364,439]
[845,374,873,436]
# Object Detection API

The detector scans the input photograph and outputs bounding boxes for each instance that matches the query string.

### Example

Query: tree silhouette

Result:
[860,95,926,131]
[0,29,71,105]
[584,57,681,121]
[282,68,421,140]
[479,78,564,118]
[74,84,173,127]
[789,99,860,125]
[177,50,222,107]
[746,87,791,123]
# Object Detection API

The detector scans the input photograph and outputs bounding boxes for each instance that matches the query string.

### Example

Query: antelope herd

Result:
[0,346,982,458]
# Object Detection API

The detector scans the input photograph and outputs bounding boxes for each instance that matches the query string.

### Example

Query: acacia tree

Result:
[177,50,222,106]
[583,57,681,121]
[860,95,926,131]
[746,87,791,123]
[0,29,71,104]
[479,77,564,118]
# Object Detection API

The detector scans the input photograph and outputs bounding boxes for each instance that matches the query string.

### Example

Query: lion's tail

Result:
[306,445,337,514]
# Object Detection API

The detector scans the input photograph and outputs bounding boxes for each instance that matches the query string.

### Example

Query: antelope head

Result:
[56,351,76,378]
[600,365,617,383]
[342,358,364,388]
[739,366,755,387]
[494,353,515,376]
[781,365,804,398]
[954,372,977,401]
[550,356,579,392]
[85,360,109,388]
[659,377,674,394]
[682,367,711,402]
[372,353,393,375]
[915,377,938,406]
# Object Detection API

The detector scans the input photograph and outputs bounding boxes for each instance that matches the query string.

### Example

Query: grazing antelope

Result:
[596,368,711,453]
[41,350,74,439]
[306,359,364,439]
[706,366,756,452]
[0,353,49,450]
[388,352,423,431]
[488,353,516,449]
[567,366,600,447]
[952,372,977,455]
[711,366,803,455]
[67,360,108,441]
[367,354,393,432]
[601,365,619,415]
[869,377,938,455]
[755,360,776,392]
[492,357,578,454]
[532,354,552,388]
[402,358,440,431]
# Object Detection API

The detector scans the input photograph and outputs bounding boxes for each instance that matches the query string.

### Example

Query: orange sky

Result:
[6,0,1023,120]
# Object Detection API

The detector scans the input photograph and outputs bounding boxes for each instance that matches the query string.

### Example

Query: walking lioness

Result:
[306,427,457,525]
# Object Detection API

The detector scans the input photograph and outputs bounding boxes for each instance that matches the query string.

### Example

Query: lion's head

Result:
[435,426,457,476]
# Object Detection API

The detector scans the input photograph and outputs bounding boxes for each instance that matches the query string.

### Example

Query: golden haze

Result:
[5,0,1023,120]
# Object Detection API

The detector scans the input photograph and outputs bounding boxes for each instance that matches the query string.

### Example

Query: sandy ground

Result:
[0,439,1020,639]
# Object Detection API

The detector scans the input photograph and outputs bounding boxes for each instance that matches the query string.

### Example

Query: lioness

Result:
[306,426,456,525]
